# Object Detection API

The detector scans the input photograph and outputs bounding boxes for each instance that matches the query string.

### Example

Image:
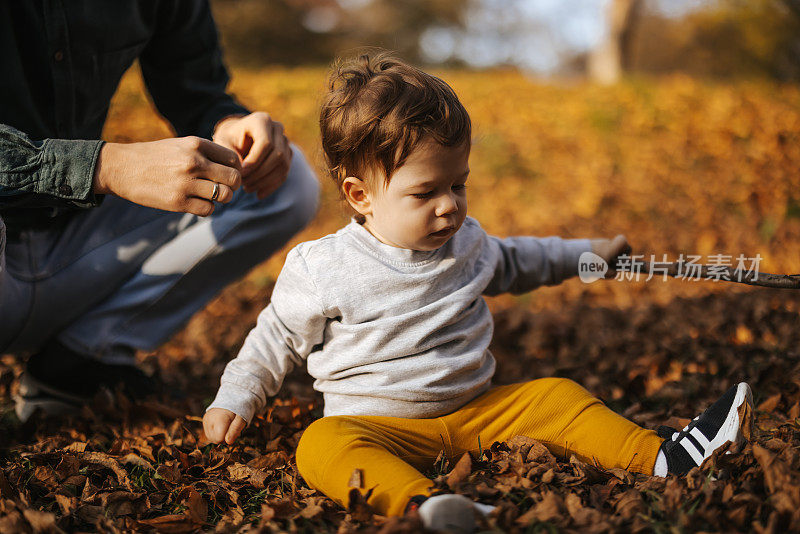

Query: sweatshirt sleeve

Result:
[207,247,326,422]
[483,233,593,296]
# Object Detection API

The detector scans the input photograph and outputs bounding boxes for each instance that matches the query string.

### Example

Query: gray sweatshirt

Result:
[208,217,592,423]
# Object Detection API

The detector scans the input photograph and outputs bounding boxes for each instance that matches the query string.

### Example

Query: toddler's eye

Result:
[452,184,467,192]
[412,191,434,199]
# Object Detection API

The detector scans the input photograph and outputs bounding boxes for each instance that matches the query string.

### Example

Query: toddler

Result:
[203,54,753,532]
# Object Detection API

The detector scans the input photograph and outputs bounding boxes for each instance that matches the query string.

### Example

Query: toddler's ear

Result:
[342,176,372,217]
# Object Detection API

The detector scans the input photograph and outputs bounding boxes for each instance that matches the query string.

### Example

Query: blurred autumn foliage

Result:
[1,66,799,532]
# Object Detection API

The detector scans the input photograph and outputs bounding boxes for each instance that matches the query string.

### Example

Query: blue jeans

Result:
[0,145,319,363]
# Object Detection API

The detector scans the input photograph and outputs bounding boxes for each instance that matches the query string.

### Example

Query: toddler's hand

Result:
[203,408,247,444]
[590,234,632,278]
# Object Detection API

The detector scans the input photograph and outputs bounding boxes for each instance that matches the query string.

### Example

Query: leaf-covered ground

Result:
[1,67,799,532]
[1,284,799,532]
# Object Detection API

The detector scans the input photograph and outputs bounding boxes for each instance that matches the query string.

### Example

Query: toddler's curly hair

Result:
[320,52,471,203]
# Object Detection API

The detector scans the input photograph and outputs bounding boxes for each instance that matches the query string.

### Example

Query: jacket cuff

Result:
[206,383,261,424]
[40,138,105,207]
[560,238,593,280]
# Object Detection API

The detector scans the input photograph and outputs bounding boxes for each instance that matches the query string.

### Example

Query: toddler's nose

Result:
[435,193,459,217]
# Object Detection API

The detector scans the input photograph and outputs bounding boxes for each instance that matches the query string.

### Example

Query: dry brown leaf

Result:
[82,452,132,490]
[55,493,76,515]
[33,465,59,490]
[347,487,375,523]
[121,453,154,471]
[138,514,198,533]
[753,444,796,502]
[178,486,208,524]
[156,461,181,484]
[298,496,325,519]
[517,491,563,524]
[264,498,296,519]
[226,462,253,482]
[0,510,27,533]
[446,452,472,489]
[22,509,58,533]
[63,442,87,453]
[565,492,602,526]
[249,469,269,489]
[0,469,15,498]
[758,393,782,413]
[614,489,644,520]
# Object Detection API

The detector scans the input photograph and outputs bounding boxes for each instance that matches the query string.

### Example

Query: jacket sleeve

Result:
[139,0,249,140]
[483,233,593,296]
[0,124,104,209]
[207,247,327,423]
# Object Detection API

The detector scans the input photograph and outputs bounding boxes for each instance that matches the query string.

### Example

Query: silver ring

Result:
[210,182,220,202]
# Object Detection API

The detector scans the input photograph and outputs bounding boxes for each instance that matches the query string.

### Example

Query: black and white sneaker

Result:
[14,340,157,422]
[659,382,754,475]
[410,494,496,534]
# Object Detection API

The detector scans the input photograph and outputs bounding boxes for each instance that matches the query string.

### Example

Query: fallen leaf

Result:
[446,452,472,489]
[138,514,198,533]
[347,487,375,522]
[758,394,782,413]
[22,509,57,533]
[82,452,132,490]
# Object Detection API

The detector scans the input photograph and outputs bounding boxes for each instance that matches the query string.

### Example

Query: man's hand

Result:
[203,407,247,445]
[93,137,242,217]
[591,234,632,278]
[213,112,293,200]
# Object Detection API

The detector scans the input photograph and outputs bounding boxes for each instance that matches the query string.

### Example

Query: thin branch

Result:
[613,258,800,289]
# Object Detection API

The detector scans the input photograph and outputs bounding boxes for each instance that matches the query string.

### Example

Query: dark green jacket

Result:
[0,0,248,229]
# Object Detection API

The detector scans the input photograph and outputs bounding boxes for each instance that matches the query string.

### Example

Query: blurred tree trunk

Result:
[781,0,800,17]
[589,0,642,84]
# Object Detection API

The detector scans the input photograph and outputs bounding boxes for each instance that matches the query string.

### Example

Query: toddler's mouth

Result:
[430,226,454,238]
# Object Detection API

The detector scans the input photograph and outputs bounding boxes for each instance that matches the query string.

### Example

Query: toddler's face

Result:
[362,138,469,251]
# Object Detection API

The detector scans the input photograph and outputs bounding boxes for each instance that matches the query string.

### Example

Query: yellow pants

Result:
[296,378,664,516]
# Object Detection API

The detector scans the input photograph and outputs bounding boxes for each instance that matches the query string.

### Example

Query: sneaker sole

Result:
[706,382,753,458]
[14,373,87,423]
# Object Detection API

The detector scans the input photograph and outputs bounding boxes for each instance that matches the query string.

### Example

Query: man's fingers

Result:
[244,165,284,198]
[185,197,215,217]
[241,120,276,172]
[225,416,247,444]
[243,137,291,196]
[195,137,243,172]
[252,135,290,181]
[192,179,233,204]
[202,161,242,190]
[242,163,280,192]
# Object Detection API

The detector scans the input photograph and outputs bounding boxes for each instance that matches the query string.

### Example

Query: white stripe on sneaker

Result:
[690,427,711,450]
[680,436,706,464]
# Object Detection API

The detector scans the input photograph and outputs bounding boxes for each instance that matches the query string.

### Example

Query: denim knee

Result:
[280,144,320,233]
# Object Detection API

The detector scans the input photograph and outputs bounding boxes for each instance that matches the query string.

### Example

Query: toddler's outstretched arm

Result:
[482,217,630,295]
